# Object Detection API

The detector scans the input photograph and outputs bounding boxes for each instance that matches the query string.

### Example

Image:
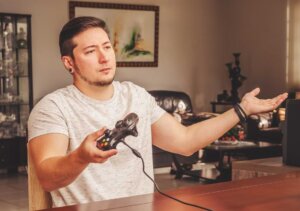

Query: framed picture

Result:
[69,1,159,67]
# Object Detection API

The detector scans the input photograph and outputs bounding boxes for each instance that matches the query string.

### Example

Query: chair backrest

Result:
[27,145,52,211]
[148,90,193,113]
[148,90,199,168]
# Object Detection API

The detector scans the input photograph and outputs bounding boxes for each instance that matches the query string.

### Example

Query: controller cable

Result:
[121,141,213,211]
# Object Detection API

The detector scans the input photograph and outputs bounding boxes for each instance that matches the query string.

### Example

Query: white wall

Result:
[192,1,228,111]
[0,0,288,112]
[223,0,287,99]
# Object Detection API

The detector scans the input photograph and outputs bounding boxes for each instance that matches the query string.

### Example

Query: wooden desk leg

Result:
[216,152,232,182]
[212,104,216,113]
[170,154,216,183]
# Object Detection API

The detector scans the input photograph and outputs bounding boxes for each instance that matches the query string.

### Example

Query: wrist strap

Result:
[233,104,247,123]
[236,103,247,118]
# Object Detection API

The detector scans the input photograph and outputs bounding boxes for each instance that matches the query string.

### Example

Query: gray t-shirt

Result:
[28,81,165,207]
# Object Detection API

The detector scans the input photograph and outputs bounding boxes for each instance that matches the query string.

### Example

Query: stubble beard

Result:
[74,66,115,87]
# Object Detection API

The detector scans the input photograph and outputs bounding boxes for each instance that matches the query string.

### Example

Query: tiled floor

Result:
[0,163,215,211]
[0,171,28,211]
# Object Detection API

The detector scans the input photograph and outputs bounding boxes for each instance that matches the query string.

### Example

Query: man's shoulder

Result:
[116,81,147,94]
[34,86,74,109]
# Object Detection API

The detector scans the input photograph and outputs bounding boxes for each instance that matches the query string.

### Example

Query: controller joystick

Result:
[96,113,139,151]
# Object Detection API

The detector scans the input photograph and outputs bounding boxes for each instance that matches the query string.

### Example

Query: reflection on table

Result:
[204,140,282,182]
[43,171,300,211]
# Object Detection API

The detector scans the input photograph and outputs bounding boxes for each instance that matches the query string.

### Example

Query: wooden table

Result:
[232,156,300,180]
[204,141,282,182]
[43,171,300,211]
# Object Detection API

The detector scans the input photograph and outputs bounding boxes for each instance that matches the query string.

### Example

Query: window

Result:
[287,0,300,90]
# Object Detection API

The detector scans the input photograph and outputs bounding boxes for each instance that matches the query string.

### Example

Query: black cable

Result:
[121,141,213,211]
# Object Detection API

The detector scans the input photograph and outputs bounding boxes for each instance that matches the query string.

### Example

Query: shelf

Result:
[0,47,28,51]
[0,101,28,106]
[0,73,29,78]
[0,136,26,141]
[0,13,33,171]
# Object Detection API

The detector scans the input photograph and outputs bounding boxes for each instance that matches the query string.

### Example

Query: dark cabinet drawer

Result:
[0,149,10,167]
[0,138,27,169]
[0,143,7,153]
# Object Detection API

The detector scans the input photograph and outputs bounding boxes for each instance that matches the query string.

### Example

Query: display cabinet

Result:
[0,13,33,173]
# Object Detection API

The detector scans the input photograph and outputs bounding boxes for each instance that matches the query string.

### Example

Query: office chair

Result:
[149,90,216,182]
[27,145,52,211]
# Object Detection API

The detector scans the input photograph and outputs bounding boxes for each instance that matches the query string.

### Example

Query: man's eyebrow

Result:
[82,42,111,50]
[83,45,97,50]
[102,41,111,45]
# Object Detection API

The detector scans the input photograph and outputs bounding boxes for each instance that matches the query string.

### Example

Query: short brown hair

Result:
[59,16,109,57]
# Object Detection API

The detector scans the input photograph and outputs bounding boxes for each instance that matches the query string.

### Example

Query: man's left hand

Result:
[240,88,288,116]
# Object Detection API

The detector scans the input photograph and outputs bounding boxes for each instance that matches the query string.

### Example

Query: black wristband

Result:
[236,103,247,119]
[233,104,247,123]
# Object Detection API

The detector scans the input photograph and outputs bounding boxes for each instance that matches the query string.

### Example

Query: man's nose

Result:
[98,51,108,64]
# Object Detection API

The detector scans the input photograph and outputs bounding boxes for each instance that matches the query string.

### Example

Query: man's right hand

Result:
[74,128,118,164]
[28,128,118,191]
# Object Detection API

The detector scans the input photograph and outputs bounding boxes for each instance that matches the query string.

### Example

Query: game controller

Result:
[96,113,139,151]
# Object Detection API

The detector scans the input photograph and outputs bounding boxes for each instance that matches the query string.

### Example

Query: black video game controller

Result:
[96,113,139,151]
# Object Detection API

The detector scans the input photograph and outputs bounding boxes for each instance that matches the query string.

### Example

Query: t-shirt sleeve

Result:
[147,91,166,124]
[27,95,68,141]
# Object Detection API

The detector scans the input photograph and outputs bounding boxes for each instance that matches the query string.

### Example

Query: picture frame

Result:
[69,1,159,67]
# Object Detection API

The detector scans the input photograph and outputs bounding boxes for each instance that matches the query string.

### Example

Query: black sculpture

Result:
[225,53,247,103]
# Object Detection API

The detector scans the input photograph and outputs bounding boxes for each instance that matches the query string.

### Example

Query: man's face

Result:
[71,27,116,87]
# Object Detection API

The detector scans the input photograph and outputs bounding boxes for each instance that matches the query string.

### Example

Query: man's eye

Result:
[104,46,111,50]
[85,49,95,54]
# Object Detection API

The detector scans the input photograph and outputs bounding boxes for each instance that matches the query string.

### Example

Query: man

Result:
[28,16,287,207]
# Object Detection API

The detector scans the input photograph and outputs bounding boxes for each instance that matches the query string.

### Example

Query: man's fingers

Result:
[278,93,288,103]
[269,93,288,105]
[262,93,287,111]
[271,93,288,107]
[88,127,107,141]
[101,149,118,158]
[249,87,260,97]
[95,149,117,162]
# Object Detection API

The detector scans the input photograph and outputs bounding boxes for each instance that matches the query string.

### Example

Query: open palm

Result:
[240,88,288,116]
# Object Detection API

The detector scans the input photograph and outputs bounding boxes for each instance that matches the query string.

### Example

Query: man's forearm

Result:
[36,149,88,192]
[183,108,240,154]
[153,89,287,156]
[152,109,240,156]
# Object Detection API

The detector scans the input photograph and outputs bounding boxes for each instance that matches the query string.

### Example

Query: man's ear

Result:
[61,56,74,71]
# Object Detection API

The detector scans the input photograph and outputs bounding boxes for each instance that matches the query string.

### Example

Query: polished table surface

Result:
[204,141,282,181]
[205,140,282,168]
[43,171,300,211]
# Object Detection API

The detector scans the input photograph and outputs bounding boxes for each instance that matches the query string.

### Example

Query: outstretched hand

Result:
[240,88,288,116]
[75,128,117,164]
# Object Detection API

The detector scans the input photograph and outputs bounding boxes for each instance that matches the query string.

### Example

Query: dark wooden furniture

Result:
[204,140,282,182]
[0,13,33,173]
[0,136,27,172]
[42,171,300,211]
[210,101,233,113]
[283,99,300,166]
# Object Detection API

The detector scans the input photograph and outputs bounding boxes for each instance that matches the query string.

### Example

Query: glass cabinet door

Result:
[0,13,32,139]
